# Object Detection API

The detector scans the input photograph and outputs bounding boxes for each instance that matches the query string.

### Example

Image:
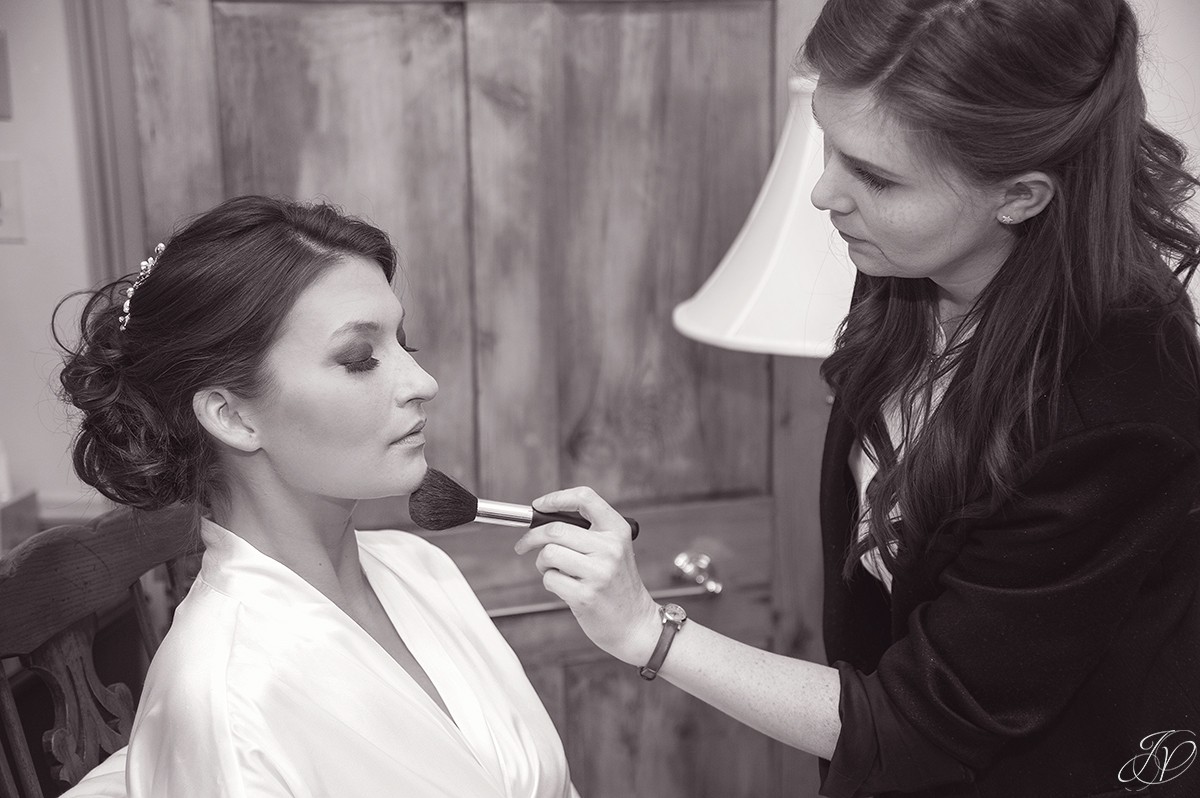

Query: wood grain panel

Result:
[431,496,772,611]
[775,0,826,140]
[467,2,563,499]
[769,359,828,660]
[212,2,476,528]
[771,6,828,793]
[66,0,147,284]
[469,2,773,505]
[495,587,770,667]
[563,656,774,798]
[769,356,829,797]
[126,0,224,244]
[523,663,568,744]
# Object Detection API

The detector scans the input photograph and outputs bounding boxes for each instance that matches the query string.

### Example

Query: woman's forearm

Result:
[652,618,842,759]
[512,489,844,758]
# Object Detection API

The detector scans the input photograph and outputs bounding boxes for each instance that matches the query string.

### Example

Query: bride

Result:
[56,195,578,798]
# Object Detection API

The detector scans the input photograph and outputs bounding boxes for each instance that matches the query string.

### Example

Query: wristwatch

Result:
[638,603,687,681]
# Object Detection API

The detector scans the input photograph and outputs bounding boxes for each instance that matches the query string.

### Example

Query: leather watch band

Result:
[639,603,687,681]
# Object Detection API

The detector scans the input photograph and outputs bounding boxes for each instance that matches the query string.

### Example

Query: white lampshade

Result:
[673,76,856,358]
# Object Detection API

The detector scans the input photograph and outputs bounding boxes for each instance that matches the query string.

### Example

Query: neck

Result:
[211,477,369,607]
[934,281,979,325]
[933,227,1014,328]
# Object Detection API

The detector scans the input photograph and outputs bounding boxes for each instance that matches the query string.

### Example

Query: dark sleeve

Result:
[820,422,1200,798]
[822,664,973,797]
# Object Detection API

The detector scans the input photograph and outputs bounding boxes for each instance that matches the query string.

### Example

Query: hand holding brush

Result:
[409,467,641,539]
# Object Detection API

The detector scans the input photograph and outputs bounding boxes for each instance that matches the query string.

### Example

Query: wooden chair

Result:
[0,506,201,798]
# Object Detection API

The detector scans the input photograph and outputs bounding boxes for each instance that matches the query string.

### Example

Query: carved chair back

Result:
[0,506,201,798]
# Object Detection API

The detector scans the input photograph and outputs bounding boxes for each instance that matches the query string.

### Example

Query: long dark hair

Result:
[54,195,398,511]
[800,0,1200,579]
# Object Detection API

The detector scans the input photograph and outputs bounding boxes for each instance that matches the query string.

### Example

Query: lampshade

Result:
[673,76,856,358]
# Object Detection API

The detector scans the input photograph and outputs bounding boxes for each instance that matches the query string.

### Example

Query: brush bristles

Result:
[409,468,479,531]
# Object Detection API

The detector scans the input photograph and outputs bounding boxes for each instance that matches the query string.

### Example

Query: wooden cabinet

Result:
[114,0,830,794]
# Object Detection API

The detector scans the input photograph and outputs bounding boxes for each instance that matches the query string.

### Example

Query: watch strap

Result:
[639,606,684,681]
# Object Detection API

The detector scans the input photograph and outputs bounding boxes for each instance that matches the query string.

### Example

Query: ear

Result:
[996,171,1055,225]
[193,387,261,453]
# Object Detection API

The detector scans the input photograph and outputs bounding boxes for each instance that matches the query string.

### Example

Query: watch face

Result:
[662,603,687,624]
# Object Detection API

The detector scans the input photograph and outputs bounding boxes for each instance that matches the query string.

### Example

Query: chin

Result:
[319,451,428,501]
[845,249,888,275]
[375,459,429,498]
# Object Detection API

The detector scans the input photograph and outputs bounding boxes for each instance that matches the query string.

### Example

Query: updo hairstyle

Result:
[55,195,398,511]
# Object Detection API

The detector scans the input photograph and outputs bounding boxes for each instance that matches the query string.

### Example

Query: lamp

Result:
[672,76,856,358]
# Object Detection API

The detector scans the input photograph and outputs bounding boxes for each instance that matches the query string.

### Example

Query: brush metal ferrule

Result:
[475,499,534,527]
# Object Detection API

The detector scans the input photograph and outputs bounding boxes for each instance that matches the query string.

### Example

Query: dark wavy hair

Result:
[54,195,398,511]
[800,0,1200,580]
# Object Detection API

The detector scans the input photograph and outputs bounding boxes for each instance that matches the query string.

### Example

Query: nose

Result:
[396,355,438,407]
[810,142,854,216]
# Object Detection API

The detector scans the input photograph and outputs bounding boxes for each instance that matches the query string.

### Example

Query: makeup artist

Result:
[514,0,1200,796]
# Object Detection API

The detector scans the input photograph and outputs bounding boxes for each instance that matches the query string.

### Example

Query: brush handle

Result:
[530,509,640,540]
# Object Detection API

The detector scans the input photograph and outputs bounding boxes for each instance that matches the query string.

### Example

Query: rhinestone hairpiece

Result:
[119,243,165,331]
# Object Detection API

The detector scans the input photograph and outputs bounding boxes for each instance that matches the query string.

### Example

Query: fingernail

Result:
[548,526,564,538]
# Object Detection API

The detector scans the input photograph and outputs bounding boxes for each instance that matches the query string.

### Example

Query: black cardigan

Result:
[818,307,1200,798]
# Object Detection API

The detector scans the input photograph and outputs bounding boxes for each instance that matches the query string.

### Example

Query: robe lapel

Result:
[360,550,510,791]
[197,519,507,793]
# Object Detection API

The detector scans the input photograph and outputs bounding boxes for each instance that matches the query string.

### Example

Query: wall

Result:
[1136,0,1200,266]
[0,0,1198,519]
[1137,0,1200,146]
[0,0,102,520]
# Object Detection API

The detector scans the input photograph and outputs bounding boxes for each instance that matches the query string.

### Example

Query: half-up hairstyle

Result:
[800,0,1200,580]
[55,195,398,512]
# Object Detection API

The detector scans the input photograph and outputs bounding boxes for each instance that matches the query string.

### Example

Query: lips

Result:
[393,419,426,444]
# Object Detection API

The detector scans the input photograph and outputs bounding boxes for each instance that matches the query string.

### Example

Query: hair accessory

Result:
[119,243,165,330]
[999,215,1016,225]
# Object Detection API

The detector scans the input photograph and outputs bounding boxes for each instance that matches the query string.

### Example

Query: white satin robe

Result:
[63,518,579,798]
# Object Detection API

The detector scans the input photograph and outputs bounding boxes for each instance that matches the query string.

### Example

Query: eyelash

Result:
[345,357,380,374]
[343,336,419,374]
[853,166,893,193]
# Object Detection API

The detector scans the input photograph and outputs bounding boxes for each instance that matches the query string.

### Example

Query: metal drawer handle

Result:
[488,551,723,619]
[671,551,723,595]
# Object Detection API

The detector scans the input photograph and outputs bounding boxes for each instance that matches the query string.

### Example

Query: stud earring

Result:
[999,214,1016,224]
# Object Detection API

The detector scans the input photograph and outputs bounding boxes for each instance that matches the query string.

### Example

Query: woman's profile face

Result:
[810,82,1013,304]
[245,255,438,501]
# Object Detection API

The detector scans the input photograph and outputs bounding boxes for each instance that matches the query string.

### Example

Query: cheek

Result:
[871,196,959,256]
[266,376,388,454]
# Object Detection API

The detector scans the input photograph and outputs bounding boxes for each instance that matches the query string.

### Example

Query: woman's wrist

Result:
[616,599,669,668]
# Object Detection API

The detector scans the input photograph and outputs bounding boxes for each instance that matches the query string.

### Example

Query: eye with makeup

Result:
[853,165,894,193]
[340,329,418,374]
[342,346,379,374]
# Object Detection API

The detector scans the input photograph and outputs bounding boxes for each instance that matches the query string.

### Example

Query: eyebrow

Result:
[330,316,405,340]
[811,97,906,182]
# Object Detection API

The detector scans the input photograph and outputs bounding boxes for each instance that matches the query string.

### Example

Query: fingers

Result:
[533,542,593,578]
[538,554,621,612]
[516,490,658,665]
[541,567,589,606]
[517,527,629,591]
[532,486,629,536]
[514,521,606,556]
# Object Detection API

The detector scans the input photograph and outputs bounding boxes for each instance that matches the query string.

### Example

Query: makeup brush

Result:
[409,468,640,539]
